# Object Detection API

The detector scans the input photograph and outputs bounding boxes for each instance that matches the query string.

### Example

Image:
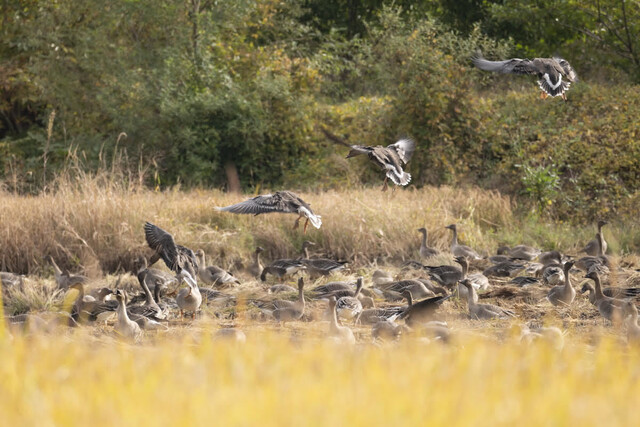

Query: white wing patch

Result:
[543,73,562,90]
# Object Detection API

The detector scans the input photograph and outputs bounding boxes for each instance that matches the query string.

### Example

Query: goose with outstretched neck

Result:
[585,271,624,323]
[113,289,143,343]
[417,228,438,259]
[176,270,202,319]
[445,224,482,260]
[460,279,515,320]
[547,261,576,307]
[328,296,355,343]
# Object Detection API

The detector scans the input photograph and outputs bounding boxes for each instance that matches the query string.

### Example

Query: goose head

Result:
[444,224,457,231]
[597,220,609,228]
[580,283,594,294]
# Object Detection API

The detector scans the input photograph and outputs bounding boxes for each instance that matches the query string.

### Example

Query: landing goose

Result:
[216,191,321,232]
[472,53,577,100]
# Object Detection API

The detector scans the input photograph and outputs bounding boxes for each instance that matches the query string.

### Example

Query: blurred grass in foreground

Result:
[0,330,638,426]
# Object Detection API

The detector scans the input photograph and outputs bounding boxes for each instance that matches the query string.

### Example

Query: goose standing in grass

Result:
[260,258,306,282]
[378,279,435,300]
[460,279,516,320]
[547,261,576,307]
[319,127,415,191]
[497,245,541,261]
[46,255,88,289]
[299,241,348,277]
[328,296,356,344]
[135,256,178,290]
[622,301,640,343]
[176,270,202,319]
[445,224,482,260]
[215,191,321,232]
[144,222,199,283]
[399,290,451,327]
[455,256,488,302]
[472,53,578,100]
[113,290,143,343]
[580,283,640,304]
[194,249,240,287]
[582,220,609,256]
[247,247,265,278]
[336,279,364,323]
[538,251,565,286]
[127,275,167,321]
[585,271,625,323]
[418,228,438,259]
[271,277,306,324]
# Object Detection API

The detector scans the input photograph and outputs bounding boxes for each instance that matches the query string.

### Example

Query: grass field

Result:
[2,180,640,426]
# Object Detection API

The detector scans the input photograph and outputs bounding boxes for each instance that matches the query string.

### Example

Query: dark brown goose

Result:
[472,53,577,100]
[300,241,348,277]
[215,191,321,232]
[580,283,640,305]
[399,290,451,327]
[260,258,306,282]
[144,222,199,282]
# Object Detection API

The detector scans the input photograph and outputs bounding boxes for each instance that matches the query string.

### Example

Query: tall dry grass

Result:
[1,171,638,275]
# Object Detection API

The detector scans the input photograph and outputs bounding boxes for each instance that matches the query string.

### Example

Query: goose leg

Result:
[381,177,389,192]
[540,91,548,100]
[303,218,309,234]
[293,215,302,230]
[561,93,567,102]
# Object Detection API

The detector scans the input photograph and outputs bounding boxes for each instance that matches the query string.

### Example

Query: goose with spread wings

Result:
[472,53,578,100]
[144,222,199,283]
[320,127,416,191]
[215,191,321,232]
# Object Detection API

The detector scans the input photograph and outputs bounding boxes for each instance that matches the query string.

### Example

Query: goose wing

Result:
[472,54,538,75]
[144,222,180,272]
[386,138,415,164]
[553,57,578,81]
[216,192,295,215]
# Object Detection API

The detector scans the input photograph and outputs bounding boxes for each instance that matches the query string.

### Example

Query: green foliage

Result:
[517,163,560,215]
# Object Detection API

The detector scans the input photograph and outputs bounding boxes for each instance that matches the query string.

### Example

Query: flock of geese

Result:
[2,214,639,346]
[0,53,629,346]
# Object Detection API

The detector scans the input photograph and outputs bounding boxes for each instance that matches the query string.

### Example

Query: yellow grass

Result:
[1,175,635,275]
[1,329,639,426]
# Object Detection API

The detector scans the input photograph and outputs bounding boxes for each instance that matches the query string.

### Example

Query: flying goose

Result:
[247,247,265,278]
[459,279,516,320]
[144,222,199,283]
[445,224,482,260]
[194,249,240,287]
[300,241,348,277]
[472,53,578,100]
[216,191,321,232]
[113,289,143,342]
[547,261,576,307]
[582,220,609,256]
[327,296,356,344]
[417,228,439,259]
[319,127,415,191]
